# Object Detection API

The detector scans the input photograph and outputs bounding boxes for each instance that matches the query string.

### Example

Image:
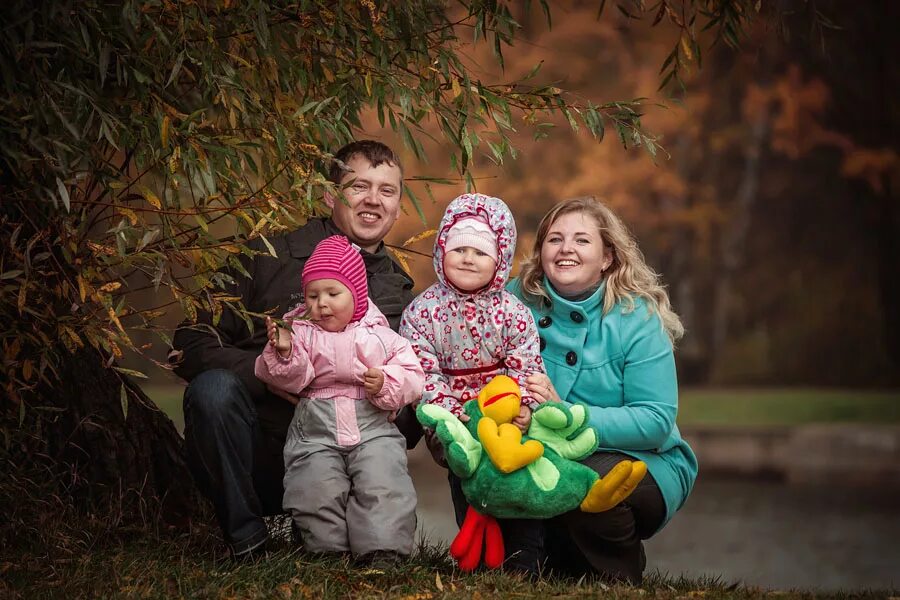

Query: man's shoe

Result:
[290,521,303,547]
[231,538,269,563]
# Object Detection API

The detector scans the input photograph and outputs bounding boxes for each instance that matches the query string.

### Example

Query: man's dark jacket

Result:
[171,218,415,407]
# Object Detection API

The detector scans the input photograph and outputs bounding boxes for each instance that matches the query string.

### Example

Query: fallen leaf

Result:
[99,281,122,293]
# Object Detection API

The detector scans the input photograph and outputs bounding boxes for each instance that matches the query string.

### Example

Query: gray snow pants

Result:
[283,396,417,556]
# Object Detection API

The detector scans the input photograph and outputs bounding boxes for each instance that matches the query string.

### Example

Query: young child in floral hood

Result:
[400,193,546,573]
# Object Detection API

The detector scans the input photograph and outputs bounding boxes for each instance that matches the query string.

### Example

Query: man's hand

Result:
[267,384,300,406]
[511,404,532,433]
[363,368,385,395]
[424,428,448,468]
[265,316,292,358]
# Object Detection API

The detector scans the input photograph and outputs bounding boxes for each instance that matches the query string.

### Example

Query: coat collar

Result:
[286,218,343,258]
[285,217,413,287]
[544,277,607,323]
[284,217,390,263]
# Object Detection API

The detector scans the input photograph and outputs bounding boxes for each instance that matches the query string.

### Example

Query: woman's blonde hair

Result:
[519,196,684,343]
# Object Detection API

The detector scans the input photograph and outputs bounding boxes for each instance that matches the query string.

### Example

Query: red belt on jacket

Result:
[441,359,505,377]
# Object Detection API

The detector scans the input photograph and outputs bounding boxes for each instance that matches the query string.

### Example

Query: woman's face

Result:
[540,211,612,297]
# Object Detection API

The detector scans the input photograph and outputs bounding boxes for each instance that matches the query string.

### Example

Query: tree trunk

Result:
[12,347,197,524]
[871,176,900,372]
[660,134,708,383]
[710,103,770,369]
[869,3,900,373]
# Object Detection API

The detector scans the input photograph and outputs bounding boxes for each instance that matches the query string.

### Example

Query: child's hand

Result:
[511,404,532,433]
[363,368,385,395]
[265,316,292,358]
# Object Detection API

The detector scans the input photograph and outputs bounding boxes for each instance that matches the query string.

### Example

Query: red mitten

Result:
[483,515,504,569]
[458,518,486,571]
[451,506,489,572]
[450,506,482,560]
[449,507,507,571]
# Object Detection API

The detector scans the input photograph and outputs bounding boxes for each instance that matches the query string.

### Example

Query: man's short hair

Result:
[328,140,404,186]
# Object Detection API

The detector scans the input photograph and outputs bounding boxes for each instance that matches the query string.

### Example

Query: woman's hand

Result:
[525,373,561,404]
[265,316,292,358]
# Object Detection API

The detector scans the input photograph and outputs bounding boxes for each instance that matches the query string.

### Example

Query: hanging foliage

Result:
[0,0,760,494]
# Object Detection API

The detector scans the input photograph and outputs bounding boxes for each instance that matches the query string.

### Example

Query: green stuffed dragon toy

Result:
[417,375,647,571]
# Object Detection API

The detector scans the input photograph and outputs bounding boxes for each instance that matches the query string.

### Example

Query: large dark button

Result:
[538,316,552,328]
[539,336,546,351]
[565,351,578,365]
[570,311,584,323]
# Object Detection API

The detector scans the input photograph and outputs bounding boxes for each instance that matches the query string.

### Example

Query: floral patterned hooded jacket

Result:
[400,193,544,416]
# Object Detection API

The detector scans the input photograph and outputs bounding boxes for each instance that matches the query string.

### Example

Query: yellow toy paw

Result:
[478,418,544,473]
[579,460,647,513]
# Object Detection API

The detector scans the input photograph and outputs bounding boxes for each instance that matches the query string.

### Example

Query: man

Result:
[170,140,422,559]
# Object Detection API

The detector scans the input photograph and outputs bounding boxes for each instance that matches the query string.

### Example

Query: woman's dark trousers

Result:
[448,473,545,575]
[543,451,667,584]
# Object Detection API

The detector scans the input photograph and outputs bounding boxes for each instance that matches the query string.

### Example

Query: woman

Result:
[508,196,698,584]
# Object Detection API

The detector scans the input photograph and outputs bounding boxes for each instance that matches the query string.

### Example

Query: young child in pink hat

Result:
[255,235,425,562]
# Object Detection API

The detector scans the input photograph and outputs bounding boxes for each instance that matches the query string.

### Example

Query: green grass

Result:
[143,384,900,431]
[677,388,900,426]
[144,384,185,431]
[6,385,898,598]
[5,468,895,600]
[5,526,890,599]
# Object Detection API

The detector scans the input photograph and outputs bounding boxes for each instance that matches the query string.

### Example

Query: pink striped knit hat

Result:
[302,235,368,322]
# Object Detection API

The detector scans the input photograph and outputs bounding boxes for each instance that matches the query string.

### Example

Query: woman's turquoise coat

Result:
[508,277,698,529]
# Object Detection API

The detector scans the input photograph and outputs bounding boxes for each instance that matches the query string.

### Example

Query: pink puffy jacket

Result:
[255,299,425,446]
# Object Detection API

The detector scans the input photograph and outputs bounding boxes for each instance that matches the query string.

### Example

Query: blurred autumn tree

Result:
[0,0,762,520]
[653,1,900,384]
[393,1,895,387]
[760,0,900,382]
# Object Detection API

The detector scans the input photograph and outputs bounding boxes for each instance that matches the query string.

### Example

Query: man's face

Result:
[325,154,403,253]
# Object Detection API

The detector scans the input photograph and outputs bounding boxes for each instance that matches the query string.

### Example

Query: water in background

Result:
[408,446,900,592]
